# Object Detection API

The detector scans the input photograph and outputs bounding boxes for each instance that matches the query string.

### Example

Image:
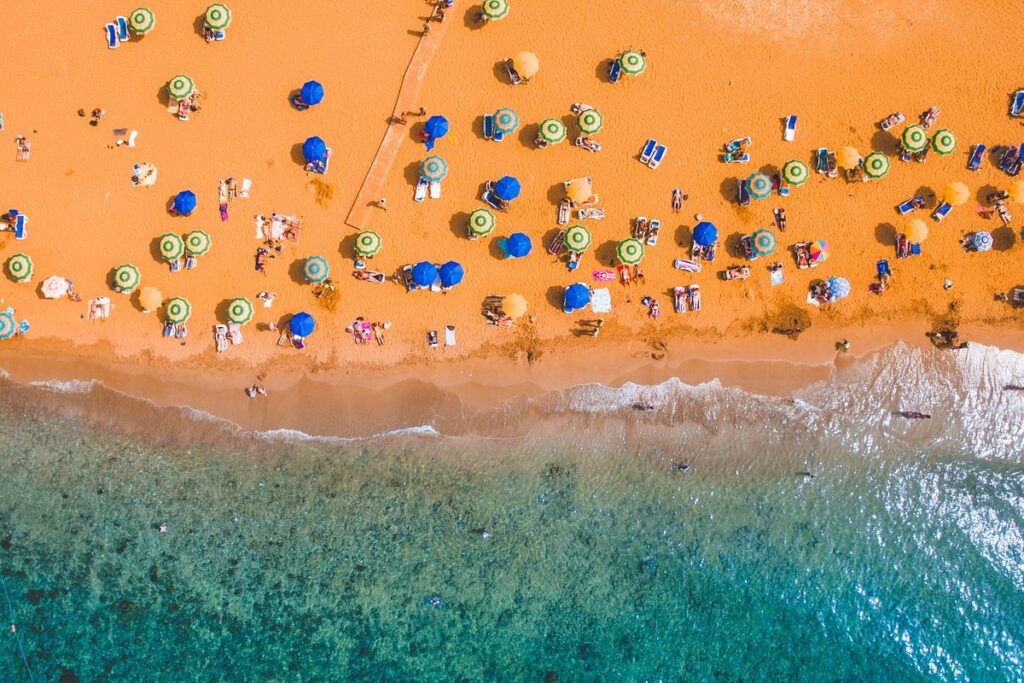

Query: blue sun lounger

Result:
[116,16,129,42]
[648,145,667,169]
[967,144,986,171]
[14,214,26,240]
[105,23,119,49]
[608,58,622,83]
[483,115,495,140]
[877,260,891,277]
[639,139,656,164]
[738,179,751,206]
[910,243,921,256]
[931,201,952,221]
[895,195,924,214]
[1011,90,1024,117]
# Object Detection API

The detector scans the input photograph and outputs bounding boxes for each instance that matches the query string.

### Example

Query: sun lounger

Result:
[673,258,701,273]
[910,243,921,256]
[632,217,648,239]
[773,174,790,197]
[968,144,986,171]
[816,147,828,174]
[931,202,952,221]
[427,330,439,348]
[737,179,750,206]
[646,220,660,246]
[429,181,441,200]
[688,285,701,311]
[996,202,1013,226]
[116,16,129,42]
[640,139,656,164]
[14,214,26,240]
[214,324,229,352]
[414,178,428,202]
[608,58,622,83]
[826,151,838,178]
[793,242,812,269]
[783,115,797,142]
[769,263,784,286]
[575,136,601,153]
[877,260,891,277]
[773,207,787,231]
[896,195,924,214]
[504,59,523,85]
[577,208,604,220]
[722,266,751,281]
[879,112,905,130]
[920,106,940,129]
[724,137,751,153]
[444,325,456,347]
[648,145,667,169]
[557,198,571,225]
[483,115,495,140]
[724,151,750,164]
[105,23,119,49]
[617,264,632,285]
[673,287,688,313]
[705,242,718,261]
[896,235,910,258]
[567,250,582,270]
[740,236,756,260]
[1012,90,1024,117]
[548,230,566,255]
[998,145,1020,173]
[481,190,503,211]
[176,99,190,121]
[402,265,420,292]
[988,190,1009,204]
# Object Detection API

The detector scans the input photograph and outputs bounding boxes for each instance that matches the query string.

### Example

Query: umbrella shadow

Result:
[128,289,148,313]
[192,14,207,40]
[462,6,485,28]
[546,182,565,207]
[338,232,358,261]
[488,236,508,260]
[404,161,422,188]
[409,121,426,144]
[474,115,487,140]
[870,130,897,155]
[719,177,739,203]
[912,185,937,208]
[148,237,170,264]
[977,184,999,204]
[518,124,540,150]
[288,258,309,286]
[214,298,232,324]
[595,239,618,267]
[448,212,470,239]
[594,58,615,84]
[492,60,509,85]
[758,163,780,177]
[545,285,566,311]
[675,224,693,247]
[542,228,565,259]
[875,222,897,247]
[287,89,303,110]
[992,226,1015,251]
[724,231,745,258]
[155,83,171,108]
[290,143,307,167]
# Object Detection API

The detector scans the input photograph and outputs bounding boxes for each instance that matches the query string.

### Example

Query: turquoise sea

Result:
[1,342,1022,681]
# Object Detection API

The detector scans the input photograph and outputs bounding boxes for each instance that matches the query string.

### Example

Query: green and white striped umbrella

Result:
[782,160,809,186]
[420,155,448,182]
[204,3,231,30]
[565,225,591,253]
[747,173,772,199]
[355,231,382,256]
[619,50,646,76]
[539,118,567,144]
[129,7,155,34]
[113,264,141,291]
[617,238,645,265]
[751,229,777,256]
[167,75,195,100]
[184,230,211,256]
[863,152,890,178]
[901,125,928,153]
[481,0,509,20]
[467,209,495,237]
[303,256,330,283]
[164,297,191,324]
[0,311,15,339]
[159,233,185,260]
[577,109,603,135]
[226,297,253,325]
[932,129,956,155]
[494,108,519,134]
[6,253,32,282]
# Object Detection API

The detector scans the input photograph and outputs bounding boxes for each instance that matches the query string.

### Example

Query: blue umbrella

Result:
[827,277,852,299]
[412,261,438,287]
[438,261,464,288]
[494,176,521,201]
[289,312,315,337]
[564,284,591,312]
[173,190,196,215]
[300,80,324,106]
[424,115,449,139]
[693,221,718,246]
[504,232,532,258]
[303,136,327,162]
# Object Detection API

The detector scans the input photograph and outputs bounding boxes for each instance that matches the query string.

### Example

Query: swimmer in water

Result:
[798,471,814,479]
[897,411,931,419]
[634,403,655,412]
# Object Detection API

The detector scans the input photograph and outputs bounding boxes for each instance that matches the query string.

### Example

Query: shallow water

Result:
[1,343,1022,681]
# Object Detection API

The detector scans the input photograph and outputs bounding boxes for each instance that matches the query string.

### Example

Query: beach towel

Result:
[444,325,456,347]
[770,268,784,286]
[592,269,616,282]
[590,288,612,313]
[240,178,252,198]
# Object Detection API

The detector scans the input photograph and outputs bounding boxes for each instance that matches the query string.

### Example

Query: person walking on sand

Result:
[378,198,387,211]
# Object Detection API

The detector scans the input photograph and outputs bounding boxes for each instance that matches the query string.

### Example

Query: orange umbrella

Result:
[512,51,539,79]
[503,294,527,318]
[904,219,928,243]
[944,182,970,206]
[565,177,593,204]
[138,286,163,312]
[1008,180,1024,204]
[837,146,860,169]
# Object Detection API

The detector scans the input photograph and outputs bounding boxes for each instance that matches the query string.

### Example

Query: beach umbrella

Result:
[1007,180,1024,204]
[289,312,315,337]
[423,115,449,139]
[204,3,231,30]
[539,118,567,144]
[565,225,591,252]
[692,221,718,246]
[901,125,928,153]
[173,190,197,215]
[303,136,327,162]
[827,277,851,300]
[565,177,593,204]
[300,80,324,106]
[577,109,603,135]
[159,233,184,260]
[40,276,69,299]
[467,209,495,237]
[420,155,448,182]
[809,240,830,263]
[932,129,956,155]
[226,297,254,325]
[138,286,162,311]
[747,172,772,199]
[167,75,194,100]
[782,160,809,186]
[438,261,464,288]
[303,256,330,283]
[494,176,521,201]
[481,0,509,20]
[164,297,191,323]
[0,312,15,340]
[564,284,590,312]
[863,152,890,179]
[355,230,382,256]
[113,264,141,291]
[617,238,645,265]
[751,229,777,256]
[905,219,928,243]
[504,293,527,318]
[944,181,970,206]
[129,7,155,34]
[973,231,993,252]
[494,108,519,135]
[504,232,532,258]
[619,50,646,76]
[512,52,539,79]
[184,230,211,256]
[6,253,32,282]
[411,261,437,286]
[837,147,861,169]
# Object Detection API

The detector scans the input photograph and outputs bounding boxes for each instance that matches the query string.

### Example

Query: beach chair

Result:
[608,58,622,83]
[105,23,119,49]
[740,236,756,260]
[548,230,566,255]
[724,137,751,153]
[896,235,910,258]
[646,220,660,246]
[639,139,656,164]
[483,115,495,140]
[931,202,952,221]
[481,190,503,211]
[774,174,790,197]
[769,264,784,286]
[402,265,420,292]
[567,250,582,270]
[783,115,797,142]
[896,195,923,214]
[877,260,891,277]
[724,151,750,164]
[920,106,940,129]
[910,243,921,256]
[648,145,667,169]
[688,285,701,311]
[674,258,701,273]
[632,217,648,239]
[1012,90,1024,117]
[673,287,688,313]
[773,207,787,231]
[427,330,439,348]
[879,112,905,130]
[737,179,751,206]
[116,16,129,42]
[504,60,523,85]
[429,181,441,200]
[444,325,456,347]
[575,137,602,153]
[414,178,428,202]
[815,148,829,174]
[968,144,986,171]
[617,264,632,285]
[793,243,811,269]
[577,208,605,220]
[557,198,571,225]
[826,151,838,178]
[14,214,26,240]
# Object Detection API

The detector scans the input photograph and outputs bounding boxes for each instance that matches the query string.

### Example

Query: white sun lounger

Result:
[640,139,656,164]
[105,23,119,49]
[444,325,456,347]
[414,178,428,202]
[648,145,667,169]
[429,181,441,200]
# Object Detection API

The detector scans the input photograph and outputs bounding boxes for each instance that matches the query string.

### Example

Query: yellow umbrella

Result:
[565,177,593,204]
[904,219,928,243]
[1008,180,1024,204]
[504,294,527,319]
[944,182,970,206]
[837,146,860,169]
[138,286,163,312]
[512,51,539,80]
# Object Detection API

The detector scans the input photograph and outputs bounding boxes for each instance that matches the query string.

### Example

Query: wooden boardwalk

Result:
[345,21,449,230]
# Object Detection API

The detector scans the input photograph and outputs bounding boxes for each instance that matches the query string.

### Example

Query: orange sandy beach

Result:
[3,0,1024,435]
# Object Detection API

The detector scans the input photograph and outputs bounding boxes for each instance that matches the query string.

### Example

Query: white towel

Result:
[127,130,138,147]
[591,288,612,313]
[240,178,252,198]
[254,214,265,239]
